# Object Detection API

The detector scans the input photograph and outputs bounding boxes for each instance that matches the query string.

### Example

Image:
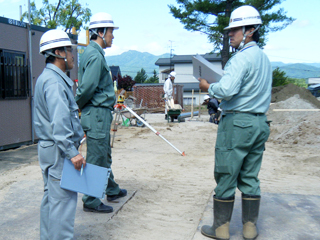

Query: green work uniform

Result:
[208,42,272,198]
[214,112,270,197]
[75,41,120,208]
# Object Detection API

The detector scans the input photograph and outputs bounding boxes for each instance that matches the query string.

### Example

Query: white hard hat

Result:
[224,5,262,30]
[203,95,210,101]
[89,12,119,30]
[169,71,176,78]
[39,29,73,54]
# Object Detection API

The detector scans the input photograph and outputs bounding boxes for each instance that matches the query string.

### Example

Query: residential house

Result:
[155,53,222,105]
[308,83,320,97]
[307,77,320,86]
[110,65,122,81]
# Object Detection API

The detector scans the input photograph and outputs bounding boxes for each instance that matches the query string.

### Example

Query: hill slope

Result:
[105,50,320,79]
[105,50,170,77]
[272,63,320,79]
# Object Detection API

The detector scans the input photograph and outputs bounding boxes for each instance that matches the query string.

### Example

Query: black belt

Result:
[223,111,265,116]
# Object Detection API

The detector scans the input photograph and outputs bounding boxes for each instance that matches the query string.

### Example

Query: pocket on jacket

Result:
[80,109,91,132]
[38,140,57,166]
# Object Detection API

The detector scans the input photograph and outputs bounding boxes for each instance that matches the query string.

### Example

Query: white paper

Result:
[192,54,223,83]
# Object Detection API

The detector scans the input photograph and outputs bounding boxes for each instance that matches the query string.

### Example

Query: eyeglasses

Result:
[66,47,73,53]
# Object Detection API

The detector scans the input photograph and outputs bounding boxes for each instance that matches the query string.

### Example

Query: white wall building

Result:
[155,54,222,106]
[307,77,320,86]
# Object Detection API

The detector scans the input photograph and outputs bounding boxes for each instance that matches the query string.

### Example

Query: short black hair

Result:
[45,47,65,64]
[245,25,260,43]
[90,27,108,40]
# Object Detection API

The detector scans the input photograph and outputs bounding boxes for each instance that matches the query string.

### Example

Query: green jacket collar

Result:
[89,41,105,57]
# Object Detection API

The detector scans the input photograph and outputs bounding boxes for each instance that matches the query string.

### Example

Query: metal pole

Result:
[198,89,201,118]
[28,0,34,143]
[125,107,185,156]
[191,89,194,119]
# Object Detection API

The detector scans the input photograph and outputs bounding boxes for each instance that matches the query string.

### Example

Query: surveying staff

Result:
[163,71,176,119]
[34,29,85,240]
[198,5,272,240]
[203,95,221,124]
[75,12,127,213]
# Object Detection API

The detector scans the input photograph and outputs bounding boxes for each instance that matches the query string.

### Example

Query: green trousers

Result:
[214,112,270,198]
[81,106,120,208]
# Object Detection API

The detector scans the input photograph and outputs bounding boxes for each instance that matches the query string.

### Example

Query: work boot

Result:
[83,202,113,213]
[107,189,127,202]
[201,195,235,240]
[242,194,261,240]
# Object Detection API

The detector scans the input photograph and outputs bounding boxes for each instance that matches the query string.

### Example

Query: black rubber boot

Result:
[242,194,261,240]
[201,195,235,240]
[165,114,167,120]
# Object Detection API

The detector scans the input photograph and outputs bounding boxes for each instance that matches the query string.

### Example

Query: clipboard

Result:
[60,158,111,199]
[192,54,223,83]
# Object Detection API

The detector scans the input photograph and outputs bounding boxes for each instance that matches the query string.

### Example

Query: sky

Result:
[1,0,319,64]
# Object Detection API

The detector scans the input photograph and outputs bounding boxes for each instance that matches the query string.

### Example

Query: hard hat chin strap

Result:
[91,28,108,48]
[63,46,70,72]
[237,25,260,50]
[44,46,70,72]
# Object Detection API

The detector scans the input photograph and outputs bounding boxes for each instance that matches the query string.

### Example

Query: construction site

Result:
[0,83,320,239]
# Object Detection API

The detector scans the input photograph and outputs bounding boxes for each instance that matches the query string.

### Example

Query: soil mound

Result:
[272,83,320,108]
[267,94,320,148]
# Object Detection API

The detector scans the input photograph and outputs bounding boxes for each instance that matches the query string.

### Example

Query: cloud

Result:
[144,42,166,55]
[264,44,290,51]
[291,19,312,28]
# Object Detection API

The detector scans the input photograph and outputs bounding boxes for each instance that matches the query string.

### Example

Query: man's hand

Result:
[71,154,86,171]
[198,78,210,92]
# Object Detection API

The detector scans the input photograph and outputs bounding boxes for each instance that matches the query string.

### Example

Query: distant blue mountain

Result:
[105,50,170,78]
[105,50,320,79]
[272,62,320,79]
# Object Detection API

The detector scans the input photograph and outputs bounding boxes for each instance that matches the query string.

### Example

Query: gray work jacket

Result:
[34,63,84,177]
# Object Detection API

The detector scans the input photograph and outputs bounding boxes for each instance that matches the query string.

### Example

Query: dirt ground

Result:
[0,84,320,239]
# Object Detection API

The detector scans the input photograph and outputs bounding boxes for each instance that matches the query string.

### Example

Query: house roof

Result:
[110,66,121,78]
[179,82,201,92]
[155,53,221,66]
[307,83,320,90]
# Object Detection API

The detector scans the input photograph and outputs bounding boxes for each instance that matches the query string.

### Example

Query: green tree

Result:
[21,0,91,33]
[145,70,159,83]
[169,0,295,68]
[134,68,148,84]
[286,77,307,88]
[272,67,288,87]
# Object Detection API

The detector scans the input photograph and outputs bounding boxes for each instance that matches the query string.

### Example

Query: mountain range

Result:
[271,62,320,79]
[105,50,320,79]
[105,50,170,78]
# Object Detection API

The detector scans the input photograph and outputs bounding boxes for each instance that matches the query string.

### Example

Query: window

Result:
[162,73,168,81]
[0,49,29,99]
[183,97,196,106]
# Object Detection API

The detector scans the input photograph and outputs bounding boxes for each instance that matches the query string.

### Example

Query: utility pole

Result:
[168,40,174,71]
